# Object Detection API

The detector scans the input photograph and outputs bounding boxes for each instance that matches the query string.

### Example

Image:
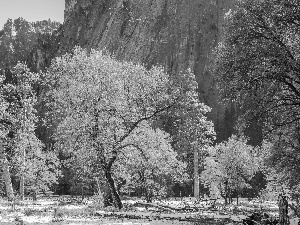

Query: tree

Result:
[113,121,188,202]
[0,140,14,200]
[201,135,259,204]
[214,0,300,205]
[0,77,14,200]
[62,155,97,198]
[160,70,216,198]
[214,0,300,135]
[45,47,213,208]
[261,132,300,217]
[0,17,61,73]
[0,63,60,200]
[174,104,215,199]
[0,18,62,174]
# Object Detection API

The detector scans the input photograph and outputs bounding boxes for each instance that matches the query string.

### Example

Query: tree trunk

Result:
[0,147,14,201]
[224,195,228,205]
[224,180,229,205]
[32,190,37,201]
[193,148,199,199]
[229,189,232,204]
[278,194,289,225]
[20,146,26,200]
[81,185,84,201]
[2,157,14,200]
[20,175,25,200]
[104,168,122,209]
[145,188,153,203]
[95,177,101,195]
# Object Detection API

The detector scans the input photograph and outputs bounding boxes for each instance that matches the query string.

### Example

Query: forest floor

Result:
[0,196,298,225]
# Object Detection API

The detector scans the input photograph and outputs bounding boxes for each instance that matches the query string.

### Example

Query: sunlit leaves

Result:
[114,121,187,199]
[45,47,186,196]
[45,46,216,204]
[0,63,60,194]
[46,47,174,158]
[201,135,260,199]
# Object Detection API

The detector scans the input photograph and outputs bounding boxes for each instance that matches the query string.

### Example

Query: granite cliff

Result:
[0,1,242,142]
[58,0,237,141]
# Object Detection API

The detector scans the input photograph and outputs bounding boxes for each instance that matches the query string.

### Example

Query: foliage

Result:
[45,47,214,207]
[214,0,300,135]
[201,135,260,203]
[173,103,215,179]
[16,149,60,194]
[0,18,60,73]
[113,121,188,202]
[160,70,216,192]
[263,129,300,194]
[0,63,60,196]
[214,0,300,202]
[44,47,177,208]
[260,136,300,216]
[62,153,101,196]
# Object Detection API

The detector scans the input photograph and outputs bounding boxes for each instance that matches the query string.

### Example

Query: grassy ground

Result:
[0,196,296,225]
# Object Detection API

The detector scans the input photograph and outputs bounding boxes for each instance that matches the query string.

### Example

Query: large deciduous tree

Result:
[45,47,214,208]
[214,0,300,132]
[214,0,300,204]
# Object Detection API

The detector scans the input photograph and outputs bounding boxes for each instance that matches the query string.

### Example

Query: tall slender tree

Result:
[0,63,60,200]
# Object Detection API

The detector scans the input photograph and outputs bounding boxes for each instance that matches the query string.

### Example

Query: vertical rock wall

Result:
[60,0,237,141]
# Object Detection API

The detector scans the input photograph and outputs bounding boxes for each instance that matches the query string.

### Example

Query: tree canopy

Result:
[201,135,260,204]
[44,47,215,208]
[113,121,188,202]
[214,0,300,134]
[0,63,60,199]
[0,18,60,74]
[214,0,300,204]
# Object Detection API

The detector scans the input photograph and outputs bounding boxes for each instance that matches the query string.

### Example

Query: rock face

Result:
[60,0,237,141]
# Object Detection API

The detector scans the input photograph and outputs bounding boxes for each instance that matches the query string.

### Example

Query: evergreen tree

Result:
[0,63,60,200]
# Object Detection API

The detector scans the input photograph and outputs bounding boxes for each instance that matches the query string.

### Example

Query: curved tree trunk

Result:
[104,168,122,209]
[93,107,122,209]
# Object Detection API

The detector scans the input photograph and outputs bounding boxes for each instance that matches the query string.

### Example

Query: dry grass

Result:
[0,196,285,225]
